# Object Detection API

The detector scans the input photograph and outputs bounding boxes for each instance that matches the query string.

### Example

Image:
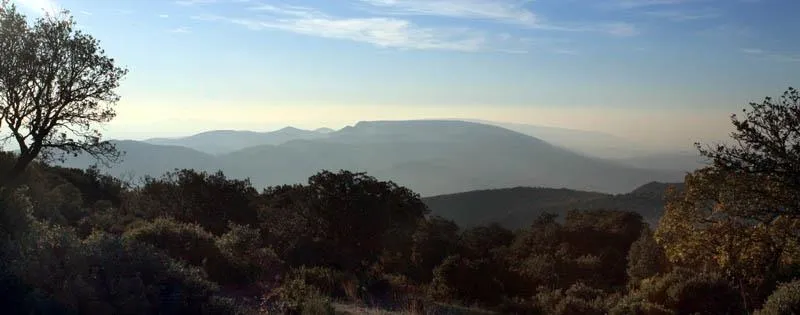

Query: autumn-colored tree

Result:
[0,3,126,180]
[656,168,800,309]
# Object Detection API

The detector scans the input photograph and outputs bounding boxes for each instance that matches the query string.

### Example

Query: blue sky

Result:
[11,0,800,148]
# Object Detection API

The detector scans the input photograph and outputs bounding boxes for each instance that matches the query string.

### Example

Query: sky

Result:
[10,0,800,149]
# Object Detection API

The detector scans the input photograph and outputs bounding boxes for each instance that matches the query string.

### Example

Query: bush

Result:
[272,278,322,313]
[625,268,743,315]
[285,266,350,299]
[216,223,283,284]
[609,296,674,315]
[300,295,336,315]
[2,213,223,314]
[123,217,237,284]
[756,279,800,315]
[534,283,607,315]
[429,255,506,306]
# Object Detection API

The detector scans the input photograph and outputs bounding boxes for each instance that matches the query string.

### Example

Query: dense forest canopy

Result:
[1,4,799,315]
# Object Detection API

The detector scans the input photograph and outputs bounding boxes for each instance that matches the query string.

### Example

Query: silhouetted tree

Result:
[0,3,126,180]
[261,170,428,273]
[409,215,460,282]
[697,87,800,218]
[137,170,259,234]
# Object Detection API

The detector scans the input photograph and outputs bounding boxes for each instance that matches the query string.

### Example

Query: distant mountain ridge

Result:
[144,126,330,155]
[61,120,685,196]
[423,181,683,229]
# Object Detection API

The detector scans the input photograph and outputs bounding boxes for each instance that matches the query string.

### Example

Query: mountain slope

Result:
[61,120,684,196]
[423,182,682,229]
[463,119,659,159]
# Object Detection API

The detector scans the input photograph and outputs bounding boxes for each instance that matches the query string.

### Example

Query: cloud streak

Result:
[356,0,538,26]
[741,48,800,63]
[190,1,636,54]
[196,11,488,52]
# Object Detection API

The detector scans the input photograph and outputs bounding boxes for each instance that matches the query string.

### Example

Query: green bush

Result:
[534,283,607,315]
[609,296,675,315]
[624,268,743,315]
[123,217,238,284]
[216,222,283,284]
[2,212,222,314]
[300,295,336,315]
[756,279,800,315]
[429,255,506,305]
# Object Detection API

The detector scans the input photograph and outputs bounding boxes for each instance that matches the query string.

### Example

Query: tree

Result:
[261,170,429,273]
[655,168,800,310]
[697,87,800,218]
[0,3,127,180]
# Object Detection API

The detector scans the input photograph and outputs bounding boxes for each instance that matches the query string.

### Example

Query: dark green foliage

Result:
[423,183,677,228]
[216,222,283,284]
[608,297,674,315]
[2,212,221,314]
[429,255,507,306]
[138,169,260,234]
[459,223,514,258]
[284,266,352,299]
[410,215,460,282]
[534,283,608,315]
[261,170,429,273]
[627,227,669,286]
[624,268,744,315]
[122,217,239,285]
[756,280,800,315]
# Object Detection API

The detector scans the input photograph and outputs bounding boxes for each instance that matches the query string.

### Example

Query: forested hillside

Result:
[424,181,681,229]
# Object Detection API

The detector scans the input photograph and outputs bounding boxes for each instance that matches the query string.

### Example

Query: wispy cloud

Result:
[602,22,640,36]
[613,0,696,9]
[741,48,800,63]
[159,14,170,18]
[195,12,487,52]
[12,0,60,15]
[644,8,721,21]
[355,0,538,27]
[191,1,631,53]
[175,0,218,5]
[169,26,191,34]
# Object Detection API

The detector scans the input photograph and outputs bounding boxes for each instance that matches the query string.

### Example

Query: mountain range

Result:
[60,120,690,196]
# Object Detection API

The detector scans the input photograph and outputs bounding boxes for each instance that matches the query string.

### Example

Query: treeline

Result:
[0,145,798,314]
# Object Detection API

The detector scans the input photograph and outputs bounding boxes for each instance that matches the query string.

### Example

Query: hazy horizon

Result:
[11,0,799,150]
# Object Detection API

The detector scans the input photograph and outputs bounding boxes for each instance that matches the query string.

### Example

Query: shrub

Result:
[756,279,800,315]
[122,217,237,284]
[429,255,506,306]
[534,283,607,315]
[216,223,283,284]
[300,295,336,315]
[625,268,743,315]
[286,266,349,298]
[2,214,222,314]
[609,296,674,315]
[272,278,321,312]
